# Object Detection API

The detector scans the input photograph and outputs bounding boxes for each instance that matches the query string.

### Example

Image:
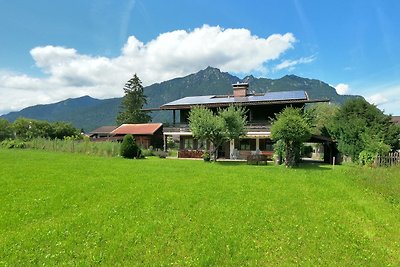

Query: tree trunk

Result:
[285,141,296,167]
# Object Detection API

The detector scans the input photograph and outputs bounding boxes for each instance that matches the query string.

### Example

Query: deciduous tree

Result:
[189,105,246,161]
[330,98,399,162]
[271,107,311,167]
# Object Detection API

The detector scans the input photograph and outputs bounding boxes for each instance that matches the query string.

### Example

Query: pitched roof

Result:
[111,123,163,135]
[89,126,118,134]
[160,90,329,110]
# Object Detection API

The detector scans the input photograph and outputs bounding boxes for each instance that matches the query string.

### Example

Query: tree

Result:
[0,119,13,141]
[305,102,339,136]
[189,105,246,161]
[50,122,80,139]
[11,117,80,141]
[271,107,311,167]
[330,98,399,162]
[120,134,141,159]
[116,74,151,125]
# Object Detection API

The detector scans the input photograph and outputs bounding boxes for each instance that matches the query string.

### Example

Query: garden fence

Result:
[375,152,400,167]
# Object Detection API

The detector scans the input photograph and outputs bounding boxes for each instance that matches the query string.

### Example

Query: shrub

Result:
[359,150,376,166]
[202,151,211,162]
[273,139,285,165]
[302,145,313,158]
[120,135,141,159]
[1,139,26,149]
[141,149,155,157]
[154,150,168,158]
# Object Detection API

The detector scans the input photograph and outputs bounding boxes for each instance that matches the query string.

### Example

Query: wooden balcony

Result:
[163,122,271,134]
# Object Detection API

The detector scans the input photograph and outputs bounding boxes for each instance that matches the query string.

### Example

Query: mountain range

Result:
[0,67,360,132]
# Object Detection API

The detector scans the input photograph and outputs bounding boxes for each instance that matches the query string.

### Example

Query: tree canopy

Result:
[329,98,399,161]
[116,74,151,125]
[271,107,311,167]
[305,102,339,136]
[0,119,13,141]
[189,105,246,161]
[1,117,80,141]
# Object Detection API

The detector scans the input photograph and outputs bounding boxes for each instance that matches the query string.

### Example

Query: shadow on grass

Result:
[204,160,334,171]
[296,162,333,171]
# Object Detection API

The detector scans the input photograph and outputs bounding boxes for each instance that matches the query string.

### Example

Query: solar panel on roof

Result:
[162,90,308,107]
[255,90,307,102]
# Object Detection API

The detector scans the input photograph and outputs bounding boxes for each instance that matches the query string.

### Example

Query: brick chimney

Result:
[232,82,249,97]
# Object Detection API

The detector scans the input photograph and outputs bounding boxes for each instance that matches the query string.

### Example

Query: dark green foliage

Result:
[271,107,311,167]
[11,118,80,141]
[302,145,313,157]
[120,134,141,159]
[0,119,13,141]
[202,151,211,162]
[330,98,400,162]
[116,74,151,125]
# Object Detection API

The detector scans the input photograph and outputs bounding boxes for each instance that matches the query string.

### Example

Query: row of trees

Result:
[0,118,81,141]
[275,98,400,166]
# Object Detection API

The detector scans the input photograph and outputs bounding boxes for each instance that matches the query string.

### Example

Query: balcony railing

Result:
[164,122,271,134]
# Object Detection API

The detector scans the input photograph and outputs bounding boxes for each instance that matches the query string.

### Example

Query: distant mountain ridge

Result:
[0,67,361,132]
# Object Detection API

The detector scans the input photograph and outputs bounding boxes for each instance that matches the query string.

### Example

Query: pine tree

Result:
[116,74,151,125]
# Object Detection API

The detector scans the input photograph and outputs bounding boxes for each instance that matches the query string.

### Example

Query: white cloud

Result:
[274,55,315,71]
[0,25,297,115]
[334,83,350,95]
[367,94,389,105]
[364,84,400,115]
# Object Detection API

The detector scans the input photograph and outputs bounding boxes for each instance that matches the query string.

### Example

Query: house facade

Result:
[88,126,118,141]
[160,83,332,161]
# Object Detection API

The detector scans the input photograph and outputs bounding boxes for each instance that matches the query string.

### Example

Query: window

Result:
[184,138,193,149]
[197,139,206,150]
[259,139,274,151]
[240,139,251,150]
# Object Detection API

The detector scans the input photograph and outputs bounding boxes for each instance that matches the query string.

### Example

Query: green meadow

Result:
[0,149,399,266]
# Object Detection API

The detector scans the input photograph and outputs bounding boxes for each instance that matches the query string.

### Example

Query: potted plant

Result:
[202,151,211,162]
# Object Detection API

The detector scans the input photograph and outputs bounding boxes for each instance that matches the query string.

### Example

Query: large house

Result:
[160,83,336,162]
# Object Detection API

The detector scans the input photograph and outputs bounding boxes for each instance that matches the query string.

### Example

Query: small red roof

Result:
[111,123,163,135]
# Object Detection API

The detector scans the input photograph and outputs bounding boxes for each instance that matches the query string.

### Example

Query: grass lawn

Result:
[1,149,399,266]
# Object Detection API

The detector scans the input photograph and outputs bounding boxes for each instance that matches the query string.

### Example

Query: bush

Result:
[302,145,313,158]
[120,135,141,159]
[154,150,168,158]
[141,149,155,157]
[273,139,285,165]
[202,151,211,162]
[359,150,376,166]
[1,139,27,149]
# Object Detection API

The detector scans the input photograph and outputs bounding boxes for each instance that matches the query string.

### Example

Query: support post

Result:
[163,134,167,152]
[230,139,235,159]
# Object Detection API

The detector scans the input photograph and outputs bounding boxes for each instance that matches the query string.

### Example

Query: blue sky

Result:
[1,0,399,115]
